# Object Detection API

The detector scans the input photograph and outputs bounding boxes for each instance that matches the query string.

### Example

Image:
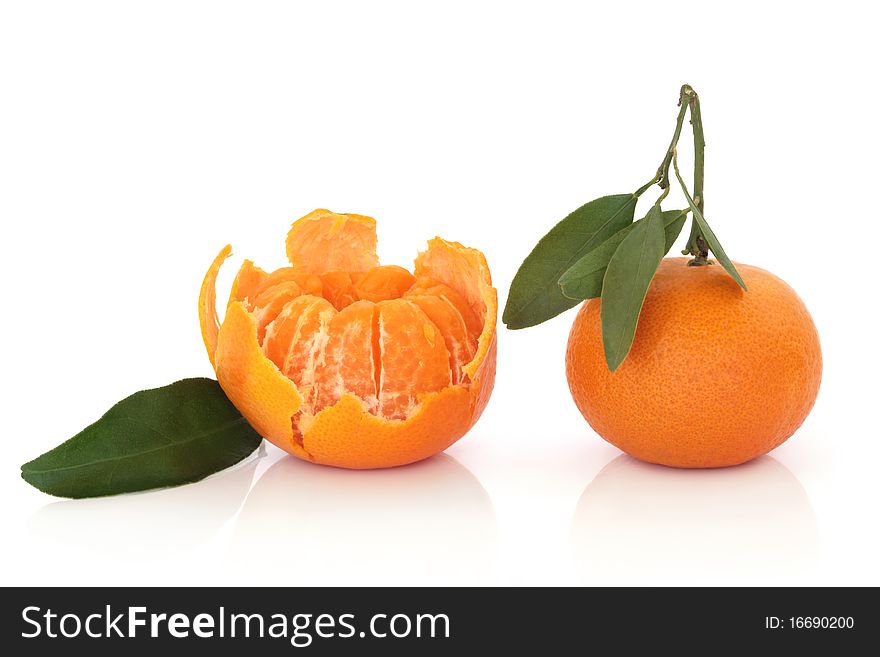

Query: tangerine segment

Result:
[255,267,323,298]
[354,265,416,302]
[376,299,452,420]
[252,281,304,341]
[313,300,379,414]
[250,271,324,338]
[277,297,334,403]
[286,209,379,274]
[262,295,319,370]
[199,244,231,368]
[229,260,269,308]
[406,278,482,339]
[262,295,335,394]
[405,293,477,384]
[320,271,360,310]
[214,301,310,460]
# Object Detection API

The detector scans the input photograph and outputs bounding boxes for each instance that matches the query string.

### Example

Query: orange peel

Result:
[200,209,497,469]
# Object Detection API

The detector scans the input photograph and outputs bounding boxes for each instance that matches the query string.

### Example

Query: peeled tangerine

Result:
[199,209,497,469]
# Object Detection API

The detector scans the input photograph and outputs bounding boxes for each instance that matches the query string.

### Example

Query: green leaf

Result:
[503,194,639,329]
[21,378,263,499]
[600,205,667,372]
[672,156,747,290]
[559,209,687,301]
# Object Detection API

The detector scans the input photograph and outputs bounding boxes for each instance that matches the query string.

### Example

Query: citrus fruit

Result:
[565,258,821,468]
[199,209,497,469]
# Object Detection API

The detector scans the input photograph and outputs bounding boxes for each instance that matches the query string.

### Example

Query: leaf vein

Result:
[22,417,253,475]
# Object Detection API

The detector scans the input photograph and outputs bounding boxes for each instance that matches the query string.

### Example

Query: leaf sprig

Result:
[504,84,745,371]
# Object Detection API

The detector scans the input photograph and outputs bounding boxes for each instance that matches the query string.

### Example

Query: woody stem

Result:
[680,84,709,264]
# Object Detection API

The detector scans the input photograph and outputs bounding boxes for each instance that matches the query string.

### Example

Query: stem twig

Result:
[654,96,689,190]
[680,84,709,263]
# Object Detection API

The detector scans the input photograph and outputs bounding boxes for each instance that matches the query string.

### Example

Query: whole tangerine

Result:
[565,257,821,468]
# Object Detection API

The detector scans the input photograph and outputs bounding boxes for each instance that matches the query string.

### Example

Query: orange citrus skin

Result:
[566,257,822,468]
[200,209,497,469]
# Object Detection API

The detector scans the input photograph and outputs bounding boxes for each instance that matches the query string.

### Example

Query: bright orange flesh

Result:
[354,265,417,302]
[313,300,378,414]
[566,258,822,468]
[319,271,361,310]
[285,209,379,274]
[201,209,497,469]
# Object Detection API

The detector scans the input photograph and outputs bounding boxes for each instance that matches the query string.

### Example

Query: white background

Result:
[1,0,878,586]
